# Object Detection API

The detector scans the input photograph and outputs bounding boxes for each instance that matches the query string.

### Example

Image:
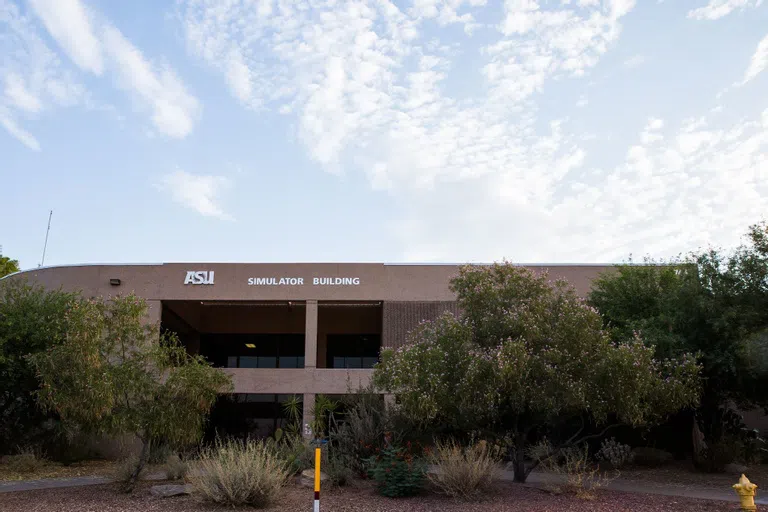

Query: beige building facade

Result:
[9,262,612,439]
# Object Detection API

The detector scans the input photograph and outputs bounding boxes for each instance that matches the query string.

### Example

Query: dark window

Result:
[200,333,305,368]
[326,334,381,369]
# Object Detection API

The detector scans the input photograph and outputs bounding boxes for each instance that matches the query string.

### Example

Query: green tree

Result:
[30,294,233,490]
[0,278,78,453]
[0,252,20,278]
[589,222,768,441]
[373,262,701,483]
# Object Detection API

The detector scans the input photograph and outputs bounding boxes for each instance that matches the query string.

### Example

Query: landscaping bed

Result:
[0,480,736,512]
[0,460,118,482]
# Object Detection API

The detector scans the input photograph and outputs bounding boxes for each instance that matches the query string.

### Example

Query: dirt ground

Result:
[0,480,738,512]
[0,460,119,482]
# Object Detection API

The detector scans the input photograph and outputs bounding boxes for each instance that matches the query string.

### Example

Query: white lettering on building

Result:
[247,277,304,286]
[246,276,361,286]
[184,271,214,285]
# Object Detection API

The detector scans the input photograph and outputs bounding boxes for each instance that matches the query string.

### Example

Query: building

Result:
[8,262,612,440]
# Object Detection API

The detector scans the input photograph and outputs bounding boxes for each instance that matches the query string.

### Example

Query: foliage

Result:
[595,438,634,469]
[164,453,188,480]
[311,394,340,439]
[265,432,315,475]
[0,278,79,454]
[374,262,701,483]
[426,439,501,499]
[114,454,146,487]
[329,385,398,477]
[187,437,289,508]
[3,447,47,474]
[588,222,768,443]
[693,437,740,473]
[630,447,672,467]
[529,440,615,500]
[365,440,428,498]
[325,450,355,487]
[0,252,20,279]
[29,294,233,491]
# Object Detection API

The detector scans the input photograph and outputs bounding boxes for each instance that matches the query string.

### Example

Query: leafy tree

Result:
[589,222,768,441]
[0,278,78,453]
[30,294,233,490]
[373,262,701,483]
[0,252,20,278]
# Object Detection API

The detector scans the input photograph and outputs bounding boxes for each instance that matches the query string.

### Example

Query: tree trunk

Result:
[125,437,151,492]
[512,435,528,483]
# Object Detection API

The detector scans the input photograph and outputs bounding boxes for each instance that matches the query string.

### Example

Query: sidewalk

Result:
[0,472,165,494]
[504,470,768,505]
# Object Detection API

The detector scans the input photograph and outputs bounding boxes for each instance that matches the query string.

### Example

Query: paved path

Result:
[504,470,768,505]
[1,469,765,505]
[0,472,165,494]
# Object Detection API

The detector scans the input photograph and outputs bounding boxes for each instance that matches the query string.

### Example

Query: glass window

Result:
[239,356,258,368]
[362,357,378,368]
[279,356,298,368]
[258,356,277,368]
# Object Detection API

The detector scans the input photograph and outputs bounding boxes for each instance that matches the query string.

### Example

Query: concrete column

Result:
[302,393,315,439]
[304,300,318,369]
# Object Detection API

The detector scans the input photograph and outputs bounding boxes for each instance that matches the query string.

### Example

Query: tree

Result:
[373,262,701,483]
[589,222,768,443]
[30,294,233,490]
[0,251,20,278]
[0,278,78,453]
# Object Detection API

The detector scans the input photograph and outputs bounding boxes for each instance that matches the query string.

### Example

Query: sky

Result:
[1,0,767,270]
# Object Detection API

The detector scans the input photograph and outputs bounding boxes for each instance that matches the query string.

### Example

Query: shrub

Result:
[4,448,46,474]
[267,434,315,475]
[426,439,501,499]
[694,438,740,473]
[164,454,188,480]
[595,438,635,469]
[187,438,289,508]
[631,447,673,467]
[114,455,146,489]
[365,442,427,497]
[325,451,355,487]
[528,440,614,500]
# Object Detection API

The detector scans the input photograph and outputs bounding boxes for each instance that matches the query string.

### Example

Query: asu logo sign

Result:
[184,271,215,285]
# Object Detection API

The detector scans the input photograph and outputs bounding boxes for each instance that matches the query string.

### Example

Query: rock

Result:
[631,447,673,467]
[150,484,193,497]
[725,463,748,474]
[299,469,328,488]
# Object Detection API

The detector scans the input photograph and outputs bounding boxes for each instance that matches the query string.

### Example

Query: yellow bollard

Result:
[314,447,321,512]
[733,474,758,511]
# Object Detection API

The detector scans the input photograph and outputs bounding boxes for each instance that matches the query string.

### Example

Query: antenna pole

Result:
[40,210,52,267]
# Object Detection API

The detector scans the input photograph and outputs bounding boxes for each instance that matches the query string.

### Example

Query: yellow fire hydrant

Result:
[733,474,758,511]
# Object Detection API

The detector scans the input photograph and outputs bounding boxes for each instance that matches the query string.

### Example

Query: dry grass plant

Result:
[427,439,502,499]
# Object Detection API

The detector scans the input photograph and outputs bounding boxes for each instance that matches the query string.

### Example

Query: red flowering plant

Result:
[364,433,428,497]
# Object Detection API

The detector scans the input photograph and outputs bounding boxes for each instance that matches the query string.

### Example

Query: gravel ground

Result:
[0,480,739,512]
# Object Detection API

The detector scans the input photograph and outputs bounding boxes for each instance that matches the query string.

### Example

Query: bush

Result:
[365,442,427,497]
[267,434,315,475]
[325,451,355,487]
[114,455,146,489]
[426,439,501,499]
[4,447,46,474]
[528,440,615,500]
[187,438,289,508]
[164,454,188,480]
[694,438,739,473]
[595,438,634,469]
[631,447,673,467]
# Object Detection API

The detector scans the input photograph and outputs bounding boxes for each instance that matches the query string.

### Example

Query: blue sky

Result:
[2,0,767,270]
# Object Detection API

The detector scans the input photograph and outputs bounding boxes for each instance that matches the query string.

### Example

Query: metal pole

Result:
[40,210,52,267]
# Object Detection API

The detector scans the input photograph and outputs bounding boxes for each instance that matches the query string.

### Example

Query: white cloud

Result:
[27,0,103,74]
[687,0,763,20]
[102,25,200,139]
[156,169,234,220]
[0,107,41,151]
[172,0,768,262]
[737,33,768,86]
[4,73,42,113]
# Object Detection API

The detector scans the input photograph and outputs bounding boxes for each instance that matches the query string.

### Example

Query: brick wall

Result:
[381,301,461,349]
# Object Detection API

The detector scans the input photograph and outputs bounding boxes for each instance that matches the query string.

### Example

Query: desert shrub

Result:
[325,451,355,487]
[148,441,173,465]
[164,453,188,480]
[631,447,673,467]
[426,439,501,499]
[114,454,146,488]
[365,442,427,497]
[188,438,289,508]
[4,447,46,473]
[267,434,315,475]
[528,440,614,500]
[595,438,635,469]
[694,438,740,473]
